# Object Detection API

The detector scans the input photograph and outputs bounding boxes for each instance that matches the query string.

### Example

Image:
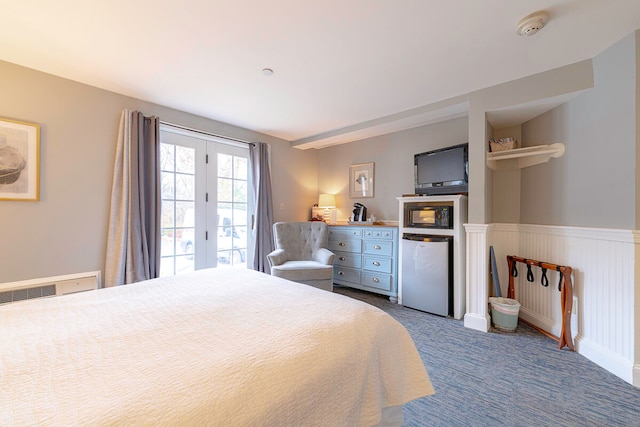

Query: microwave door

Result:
[414,209,436,225]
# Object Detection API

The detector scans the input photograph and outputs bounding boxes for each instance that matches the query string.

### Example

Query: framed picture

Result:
[0,118,40,201]
[349,162,374,198]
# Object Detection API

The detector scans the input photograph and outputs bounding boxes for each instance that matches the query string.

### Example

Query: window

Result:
[159,126,252,277]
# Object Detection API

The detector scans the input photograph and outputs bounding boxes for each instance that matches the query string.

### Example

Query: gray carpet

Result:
[334,286,640,427]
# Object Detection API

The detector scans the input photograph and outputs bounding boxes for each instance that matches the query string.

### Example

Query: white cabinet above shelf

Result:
[486,143,565,170]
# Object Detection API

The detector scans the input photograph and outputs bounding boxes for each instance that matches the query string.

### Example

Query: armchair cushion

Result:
[271,261,333,282]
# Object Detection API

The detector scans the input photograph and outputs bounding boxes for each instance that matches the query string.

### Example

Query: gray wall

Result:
[3,29,637,284]
[316,117,469,222]
[0,60,317,283]
[316,31,635,230]
[520,32,637,229]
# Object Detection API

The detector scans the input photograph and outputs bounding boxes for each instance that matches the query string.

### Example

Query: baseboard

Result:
[464,312,490,332]
[578,336,634,385]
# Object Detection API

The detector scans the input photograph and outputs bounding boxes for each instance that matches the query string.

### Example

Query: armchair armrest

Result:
[314,248,335,266]
[267,248,287,267]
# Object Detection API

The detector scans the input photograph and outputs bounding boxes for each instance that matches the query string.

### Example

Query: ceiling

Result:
[2,1,640,149]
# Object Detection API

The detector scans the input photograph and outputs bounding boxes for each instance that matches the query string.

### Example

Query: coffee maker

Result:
[351,203,367,222]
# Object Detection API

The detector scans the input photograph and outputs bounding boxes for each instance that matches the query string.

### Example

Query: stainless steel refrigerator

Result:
[401,234,452,316]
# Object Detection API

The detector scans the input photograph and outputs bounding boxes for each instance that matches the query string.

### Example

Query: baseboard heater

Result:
[0,271,101,305]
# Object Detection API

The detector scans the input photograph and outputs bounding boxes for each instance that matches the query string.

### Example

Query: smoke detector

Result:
[516,11,549,36]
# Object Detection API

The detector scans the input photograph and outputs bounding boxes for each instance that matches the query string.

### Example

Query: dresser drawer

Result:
[362,256,392,274]
[334,251,362,269]
[362,272,393,291]
[333,267,360,283]
[363,240,393,257]
[329,227,363,238]
[329,238,361,253]
[363,228,395,240]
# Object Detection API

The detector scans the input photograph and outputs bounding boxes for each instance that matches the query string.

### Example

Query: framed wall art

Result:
[0,117,40,201]
[349,162,374,198]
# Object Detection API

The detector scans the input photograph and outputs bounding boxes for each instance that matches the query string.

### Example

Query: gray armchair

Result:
[267,222,335,292]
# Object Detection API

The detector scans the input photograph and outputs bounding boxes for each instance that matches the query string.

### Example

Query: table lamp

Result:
[318,194,337,223]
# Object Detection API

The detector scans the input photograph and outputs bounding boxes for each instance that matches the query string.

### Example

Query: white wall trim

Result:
[464,223,491,332]
[492,222,639,243]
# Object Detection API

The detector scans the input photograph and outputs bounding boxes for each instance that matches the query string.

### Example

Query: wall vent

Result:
[0,271,101,305]
[0,284,56,305]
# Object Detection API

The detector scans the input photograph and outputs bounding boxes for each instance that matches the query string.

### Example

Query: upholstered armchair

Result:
[267,222,335,292]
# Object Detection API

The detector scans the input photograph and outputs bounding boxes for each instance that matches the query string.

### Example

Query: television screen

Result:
[414,143,468,195]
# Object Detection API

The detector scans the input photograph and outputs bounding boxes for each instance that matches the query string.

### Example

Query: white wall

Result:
[316,117,469,222]
[0,60,318,283]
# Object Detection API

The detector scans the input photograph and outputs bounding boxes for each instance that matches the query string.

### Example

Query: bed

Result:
[0,268,434,426]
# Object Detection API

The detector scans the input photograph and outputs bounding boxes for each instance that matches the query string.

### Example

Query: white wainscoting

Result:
[465,223,639,386]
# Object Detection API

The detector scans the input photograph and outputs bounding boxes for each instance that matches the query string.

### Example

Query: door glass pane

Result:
[160,141,196,276]
[175,173,194,200]
[234,157,247,180]
[218,178,233,202]
[218,154,233,178]
[160,143,174,172]
[216,151,248,268]
[234,180,247,203]
[176,145,195,173]
[161,200,175,257]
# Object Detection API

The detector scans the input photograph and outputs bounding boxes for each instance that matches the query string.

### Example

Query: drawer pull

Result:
[372,277,380,283]
[339,242,346,246]
[338,271,344,276]
[339,256,346,261]
[373,261,381,266]
[374,245,381,250]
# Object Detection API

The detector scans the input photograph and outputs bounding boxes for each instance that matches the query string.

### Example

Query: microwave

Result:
[404,202,453,229]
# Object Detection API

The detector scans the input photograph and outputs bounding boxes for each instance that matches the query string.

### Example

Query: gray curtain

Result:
[249,142,274,273]
[105,109,161,286]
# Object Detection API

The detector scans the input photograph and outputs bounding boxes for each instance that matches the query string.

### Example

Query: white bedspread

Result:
[0,268,434,426]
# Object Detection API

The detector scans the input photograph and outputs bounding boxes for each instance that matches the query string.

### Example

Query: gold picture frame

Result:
[0,118,40,201]
[349,162,374,198]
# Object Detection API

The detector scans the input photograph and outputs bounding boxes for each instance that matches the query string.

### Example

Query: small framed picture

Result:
[349,162,374,198]
[0,117,40,201]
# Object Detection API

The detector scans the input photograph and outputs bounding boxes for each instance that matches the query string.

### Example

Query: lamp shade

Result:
[318,193,336,208]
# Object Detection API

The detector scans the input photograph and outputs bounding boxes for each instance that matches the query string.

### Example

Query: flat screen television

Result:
[414,143,468,196]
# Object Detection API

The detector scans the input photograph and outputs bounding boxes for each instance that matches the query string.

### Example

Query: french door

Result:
[159,127,252,277]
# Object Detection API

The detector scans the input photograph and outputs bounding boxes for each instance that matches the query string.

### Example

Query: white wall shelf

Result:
[487,143,565,170]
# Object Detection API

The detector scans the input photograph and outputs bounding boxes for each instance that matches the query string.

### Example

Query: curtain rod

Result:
[159,120,255,146]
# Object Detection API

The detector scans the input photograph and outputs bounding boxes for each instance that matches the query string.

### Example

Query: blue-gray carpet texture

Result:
[334,286,640,427]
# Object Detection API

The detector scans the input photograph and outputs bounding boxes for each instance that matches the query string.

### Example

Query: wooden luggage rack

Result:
[506,255,575,351]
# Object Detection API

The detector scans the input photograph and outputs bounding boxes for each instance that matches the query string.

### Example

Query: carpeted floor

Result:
[334,286,640,427]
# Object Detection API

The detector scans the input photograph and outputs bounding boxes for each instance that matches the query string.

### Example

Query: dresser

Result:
[328,225,398,302]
